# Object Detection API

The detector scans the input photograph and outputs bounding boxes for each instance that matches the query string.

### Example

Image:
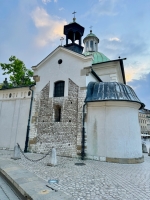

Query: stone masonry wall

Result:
[29,79,86,157]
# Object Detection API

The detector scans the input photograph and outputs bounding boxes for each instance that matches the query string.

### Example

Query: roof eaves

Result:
[86,99,145,110]
[32,46,61,69]
[90,68,102,82]
[32,46,92,70]
[92,58,126,65]
[0,85,30,91]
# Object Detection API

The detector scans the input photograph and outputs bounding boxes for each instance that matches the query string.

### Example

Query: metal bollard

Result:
[47,147,57,166]
[11,144,21,160]
[148,148,150,156]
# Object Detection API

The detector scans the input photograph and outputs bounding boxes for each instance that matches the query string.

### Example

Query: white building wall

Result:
[86,101,142,160]
[86,73,98,86]
[92,61,124,83]
[0,88,30,149]
[33,47,92,97]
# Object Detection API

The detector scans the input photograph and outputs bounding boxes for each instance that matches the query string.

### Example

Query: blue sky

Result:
[0,0,150,108]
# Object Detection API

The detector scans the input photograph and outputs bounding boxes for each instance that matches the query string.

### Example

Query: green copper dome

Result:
[83,31,99,43]
[83,51,110,64]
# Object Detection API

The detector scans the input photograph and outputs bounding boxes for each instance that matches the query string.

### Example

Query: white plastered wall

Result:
[86,101,142,159]
[86,73,99,86]
[0,88,30,149]
[92,61,124,83]
[33,47,92,97]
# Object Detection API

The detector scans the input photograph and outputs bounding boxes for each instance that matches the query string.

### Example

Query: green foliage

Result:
[0,56,34,88]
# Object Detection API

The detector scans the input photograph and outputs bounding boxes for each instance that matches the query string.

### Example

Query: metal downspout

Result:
[24,83,36,152]
[81,103,86,160]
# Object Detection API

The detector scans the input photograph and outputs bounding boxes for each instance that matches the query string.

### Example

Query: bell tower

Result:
[64,12,84,54]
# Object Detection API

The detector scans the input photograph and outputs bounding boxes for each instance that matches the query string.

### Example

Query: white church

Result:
[0,17,145,164]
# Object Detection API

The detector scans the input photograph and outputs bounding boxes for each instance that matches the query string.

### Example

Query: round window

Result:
[58,59,62,64]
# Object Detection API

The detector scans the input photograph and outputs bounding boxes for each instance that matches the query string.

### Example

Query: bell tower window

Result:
[90,40,93,51]
[83,30,99,53]
[86,41,89,51]
[63,17,85,54]
[54,81,65,97]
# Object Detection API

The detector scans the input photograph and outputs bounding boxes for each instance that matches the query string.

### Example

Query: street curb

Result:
[0,159,71,200]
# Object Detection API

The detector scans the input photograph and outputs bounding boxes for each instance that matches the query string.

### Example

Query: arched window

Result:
[54,81,65,97]
[54,105,61,122]
[90,40,93,51]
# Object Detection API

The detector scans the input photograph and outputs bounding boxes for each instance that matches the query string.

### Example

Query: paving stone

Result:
[1,151,150,199]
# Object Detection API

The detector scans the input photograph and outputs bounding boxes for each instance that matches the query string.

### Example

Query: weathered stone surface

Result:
[29,79,86,157]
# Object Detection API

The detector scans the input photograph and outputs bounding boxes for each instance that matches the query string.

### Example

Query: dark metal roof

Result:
[85,82,145,109]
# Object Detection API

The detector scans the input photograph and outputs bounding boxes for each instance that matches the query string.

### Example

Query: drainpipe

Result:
[24,83,36,152]
[81,103,87,160]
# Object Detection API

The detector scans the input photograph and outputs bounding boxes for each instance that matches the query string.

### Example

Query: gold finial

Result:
[72,11,76,22]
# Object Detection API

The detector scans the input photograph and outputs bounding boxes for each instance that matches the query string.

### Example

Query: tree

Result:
[0,56,34,87]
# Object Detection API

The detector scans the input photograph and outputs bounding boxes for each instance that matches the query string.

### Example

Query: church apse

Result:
[29,79,86,157]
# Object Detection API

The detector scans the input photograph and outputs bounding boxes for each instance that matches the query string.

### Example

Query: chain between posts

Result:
[17,143,51,162]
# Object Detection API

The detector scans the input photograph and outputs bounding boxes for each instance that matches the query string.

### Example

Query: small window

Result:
[54,81,65,97]
[54,105,61,122]
[58,59,62,64]
[90,40,93,51]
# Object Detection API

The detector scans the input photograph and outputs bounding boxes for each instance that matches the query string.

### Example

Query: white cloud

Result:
[109,37,120,42]
[42,0,51,4]
[125,63,150,82]
[31,7,67,47]
[42,0,57,4]
[59,7,64,11]
[128,73,150,109]
[85,0,119,17]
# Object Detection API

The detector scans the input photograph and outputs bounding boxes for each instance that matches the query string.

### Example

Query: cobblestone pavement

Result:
[1,150,150,200]
[0,175,21,200]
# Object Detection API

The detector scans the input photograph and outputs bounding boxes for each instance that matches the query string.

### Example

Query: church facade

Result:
[0,18,144,163]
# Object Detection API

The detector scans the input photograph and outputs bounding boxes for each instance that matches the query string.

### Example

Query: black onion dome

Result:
[85,82,145,109]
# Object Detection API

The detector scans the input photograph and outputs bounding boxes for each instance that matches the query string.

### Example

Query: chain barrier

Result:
[17,143,51,162]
